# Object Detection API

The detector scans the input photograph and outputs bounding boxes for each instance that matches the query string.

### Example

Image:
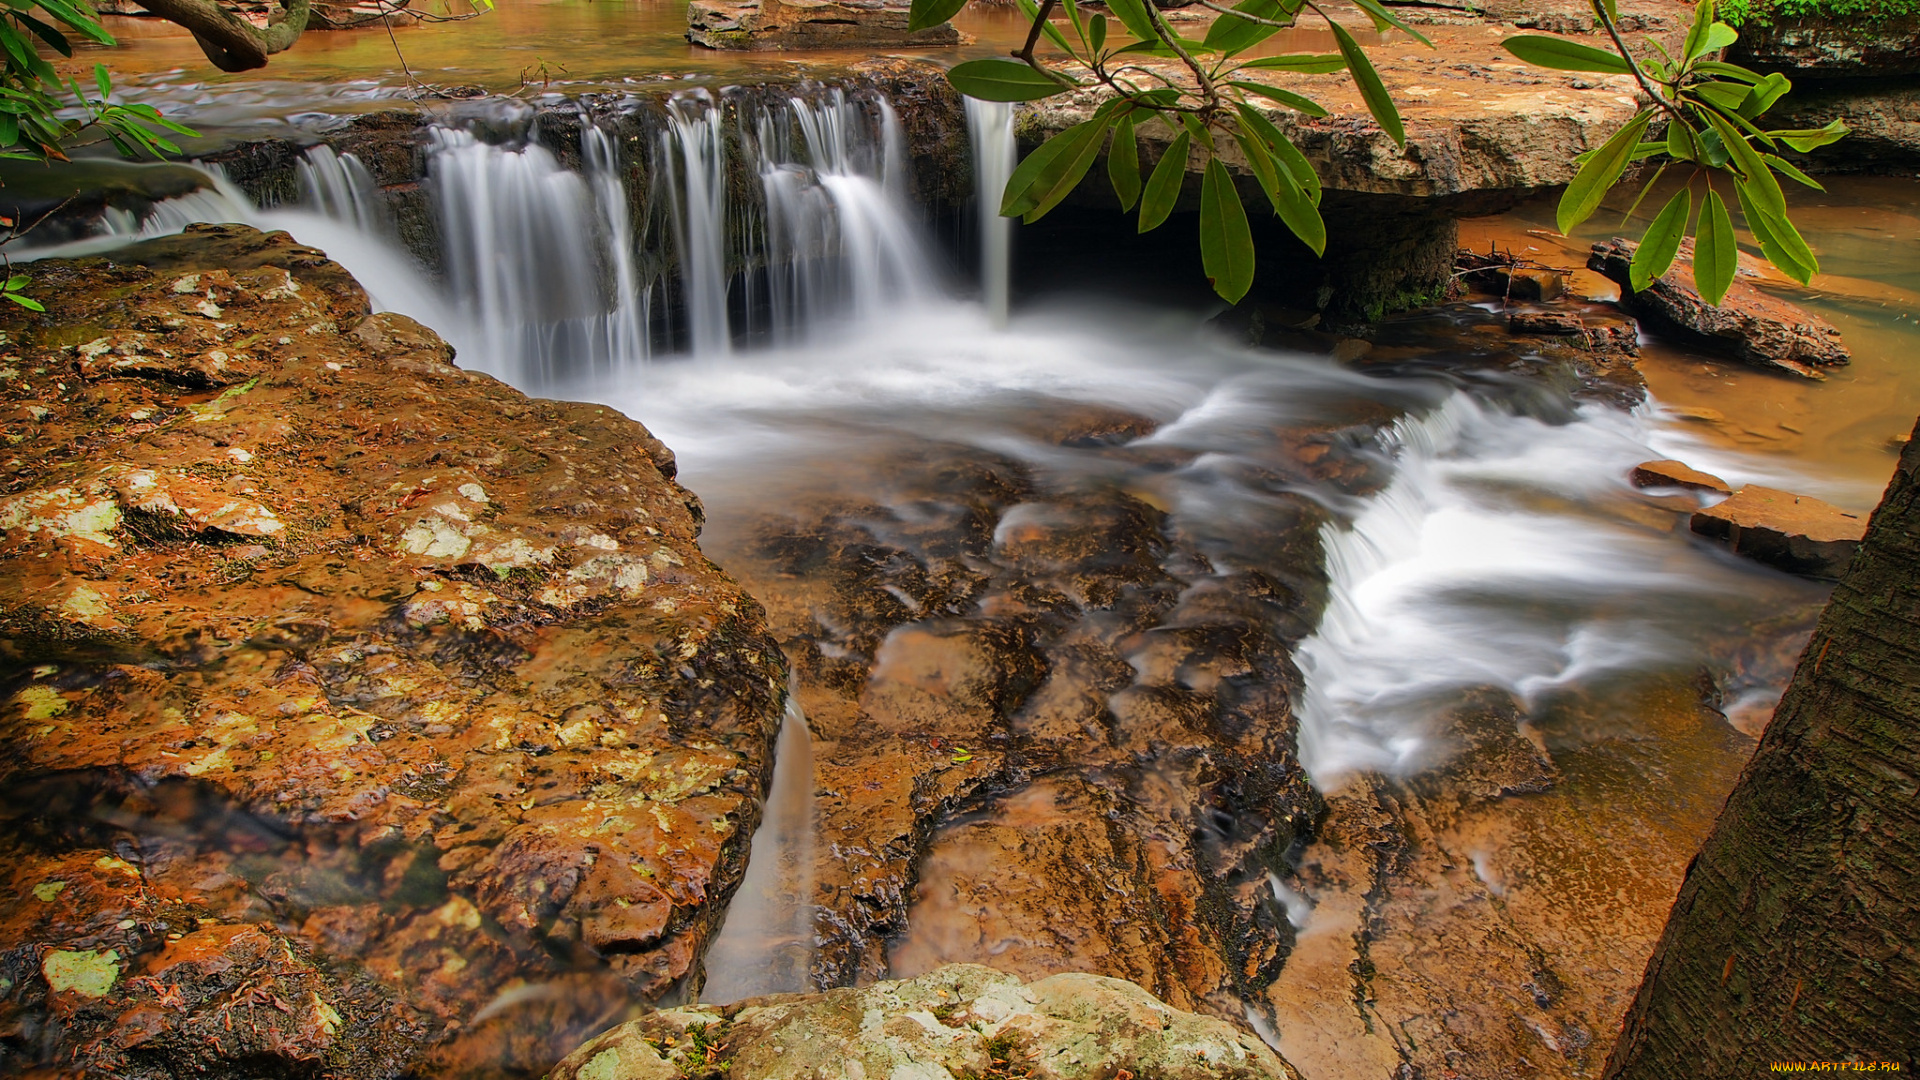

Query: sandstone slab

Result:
[1590,237,1849,378]
[688,0,963,50]
[1691,485,1866,579]
[547,964,1301,1080]
[0,224,786,1077]
[1632,459,1732,496]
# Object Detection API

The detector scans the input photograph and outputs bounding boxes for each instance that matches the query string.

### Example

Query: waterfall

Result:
[661,92,732,357]
[584,126,652,370]
[749,90,933,341]
[965,99,1014,328]
[297,145,387,232]
[429,127,643,381]
[700,689,816,1002]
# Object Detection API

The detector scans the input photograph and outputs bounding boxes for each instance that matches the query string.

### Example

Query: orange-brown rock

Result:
[1590,238,1849,378]
[1691,485,1867,580]
[0,224,785,1078]
[719,410,1329,1016]
[1630,459,1732,496]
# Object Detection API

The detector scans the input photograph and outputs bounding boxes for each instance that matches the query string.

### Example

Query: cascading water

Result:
[746,89,935,342]
[964,98,1014,327]
[430,126,646,381]
[296,144,387,232]
[1289,393,1821,787]
[699,688,817,1002]
[660,92,732,357]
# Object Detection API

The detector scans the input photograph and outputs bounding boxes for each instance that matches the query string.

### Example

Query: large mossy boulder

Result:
[0,224,787,1077]
[547,964,1301,1080]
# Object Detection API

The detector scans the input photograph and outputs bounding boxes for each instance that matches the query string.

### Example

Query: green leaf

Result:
[1703,21,1738,52]
[1200,157,1256,303]
[1104,0,1158,43]
[1138,129,1190,233]
[1630,186,1691,292]
[1351,0,1433,44]
[1002,114,1109,216]
[907,0,966,32]
[1502,35,1633,73]
[1062,0,1088,50]
[1687,81,1749,112]
[5,292,44,311]
[1089,12,1106,55]
[1702,107,1784,216]
[947,58,1073,102]
[1236,52,1345,72]
[1177,109,1213,150]
[1232,118,1281,202]
[1736,177,1818,283]
[1109,112,1140,209]
[1694,187,1737,304]
[1556,109,1653,235]
[1235,101,1319,203]
[1229,80,1327,117]
[94,62,109,103]
[12,13,74,57]
[1683,0,1714,62]
[1234,113,1324,254]
[4,275,29,291]
[1666,118,1699,161]
[1763,152,1822,190]
[1332,20,1405,147]
[1737,71,1791,120]
[1204,0,1292,56]
[1692,59,1764,83]
[1773,118,1847,153]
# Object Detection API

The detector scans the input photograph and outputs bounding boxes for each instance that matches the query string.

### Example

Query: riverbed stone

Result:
[0,224,786,1076]
[1589,237,1849,378]
[547,964,1301,1080]
[1631,459,1733,496]
[1690,485,1867,580]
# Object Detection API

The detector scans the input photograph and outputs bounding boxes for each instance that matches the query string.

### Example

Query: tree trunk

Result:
[1605,419,1920,1076]
[134,0,312,72]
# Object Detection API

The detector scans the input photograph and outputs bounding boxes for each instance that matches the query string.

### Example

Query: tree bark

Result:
[1605,419,1920,1076]
[133,0,312,72]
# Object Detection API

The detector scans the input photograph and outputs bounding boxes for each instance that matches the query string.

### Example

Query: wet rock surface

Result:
[1727,15,1920,78]
[1589,237,1850,378]
[688,0,964,50]
[708,401,1350,1016]
[1631,458,1732,495]
[1690,484,1867,580]
[0,224,786,1077]
[548,963,1301,1080]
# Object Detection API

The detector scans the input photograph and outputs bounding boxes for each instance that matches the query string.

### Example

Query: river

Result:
[13,13,1920,1078]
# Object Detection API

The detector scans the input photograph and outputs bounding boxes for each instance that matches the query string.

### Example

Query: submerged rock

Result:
[0,224,786,1076]
[1690,485,1866,580]
[547,964,1301,1080]
[1589,238,1849,378]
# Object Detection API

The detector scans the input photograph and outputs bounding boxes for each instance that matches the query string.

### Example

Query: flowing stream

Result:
[18,77,1906,1038]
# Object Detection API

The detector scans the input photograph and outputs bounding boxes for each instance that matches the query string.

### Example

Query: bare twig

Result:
[1013,0,1059,63]
[1590,0,1689,128]
[1193,0,1296,29]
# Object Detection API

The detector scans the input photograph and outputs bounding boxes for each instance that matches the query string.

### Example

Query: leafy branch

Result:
[1503,0,1843,302]
[922,0,1839,309]
[913,0,1434,303]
